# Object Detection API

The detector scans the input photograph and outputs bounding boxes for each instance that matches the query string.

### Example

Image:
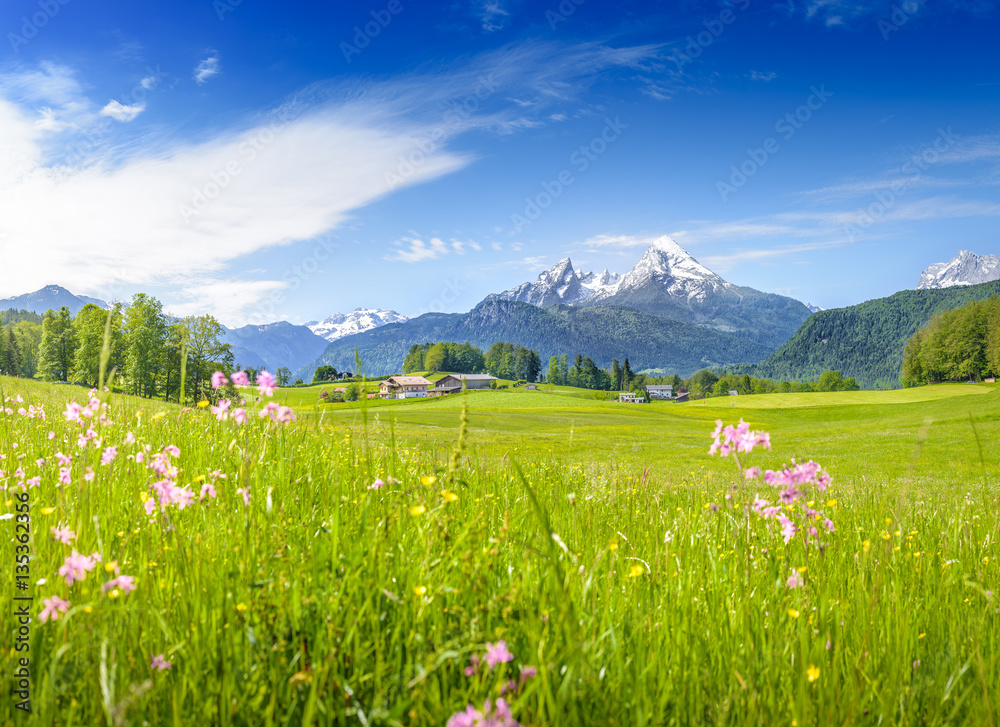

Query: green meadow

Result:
[1,377,998,725]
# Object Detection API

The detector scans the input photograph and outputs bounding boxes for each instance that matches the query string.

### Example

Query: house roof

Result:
[382,376,432,386]
[438,373,497,381]
[646,385,673,390]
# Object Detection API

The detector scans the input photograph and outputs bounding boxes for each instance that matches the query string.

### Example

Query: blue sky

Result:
[0,0,997,326]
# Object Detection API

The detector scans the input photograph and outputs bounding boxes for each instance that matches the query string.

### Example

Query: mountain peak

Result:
[917,250,1000,289]
[307,308,408,341]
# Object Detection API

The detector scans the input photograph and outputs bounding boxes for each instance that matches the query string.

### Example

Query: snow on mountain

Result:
[306,308,408,342]
[916,250,1000,289]
[605,235,729,302]
[490,235,726,307]
[806,303,824,314]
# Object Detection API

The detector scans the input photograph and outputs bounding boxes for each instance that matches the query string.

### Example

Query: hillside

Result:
[294,299,776,380]
[732,280,1000,387]
[222,321,330,373]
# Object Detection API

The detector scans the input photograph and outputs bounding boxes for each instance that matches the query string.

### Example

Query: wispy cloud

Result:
[194,54,220,84]
[749,70,777,82]
[579,233,663,250]
[99,100,145,122]
[478,1,509,31]
[0,40,668,324]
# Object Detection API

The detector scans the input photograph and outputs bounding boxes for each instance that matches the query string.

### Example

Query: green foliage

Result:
[298,300,778,381]
[737,280,1000,388]
[312,364,338,382]
[343,381,362,401]
[484,342,540,382]
[4,378,1000,723]
[902,296,1000,385]
[403,342,486,375]
[37,306,76,381]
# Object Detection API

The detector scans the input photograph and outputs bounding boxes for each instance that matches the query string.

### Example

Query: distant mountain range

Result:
[292,298,776,381]
[221,322,330,374]
[917,250,1000,289]
[732,279,1000,387]
[0,285,106,316]
[306,308,408,341]
[486,236,812,350]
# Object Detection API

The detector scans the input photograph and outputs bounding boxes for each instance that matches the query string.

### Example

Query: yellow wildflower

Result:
[413,585,427,596]
[627,564,645,578]
[410,505,426,516]
[788,608,800,619]
[441,490,459,503]
[420,475,437,487]
[807,665,820,682]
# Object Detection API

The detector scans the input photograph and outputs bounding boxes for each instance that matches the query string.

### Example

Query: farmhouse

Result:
[379,376,432,399]
[646,384,673,400]
[619,392,644,403]
[428,373,498,396]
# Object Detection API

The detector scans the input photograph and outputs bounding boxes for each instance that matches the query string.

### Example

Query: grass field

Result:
[1,376,998,725]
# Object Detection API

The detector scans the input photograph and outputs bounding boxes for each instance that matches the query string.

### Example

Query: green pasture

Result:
[0,376,998,725]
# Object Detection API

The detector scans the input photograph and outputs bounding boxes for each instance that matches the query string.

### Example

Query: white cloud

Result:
[194,55,220,84]
[385,236,450,263]
[749,70,777,82]
[580,233,663,249]
[100,100,146,122]
[0,41,665,324]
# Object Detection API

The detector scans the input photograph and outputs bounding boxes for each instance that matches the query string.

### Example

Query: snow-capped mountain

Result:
[491,258,622,306]
[490,236,730,307]
[602,236,729,302]
[916,250,1000,289]
[484,235,812,349]
[306,308,408,342]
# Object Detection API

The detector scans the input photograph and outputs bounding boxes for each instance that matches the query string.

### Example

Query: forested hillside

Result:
[295,299,776,380]
[902,296,1000,385]
[732,281,1000,388]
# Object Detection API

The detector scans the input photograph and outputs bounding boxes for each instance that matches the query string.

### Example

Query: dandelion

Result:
[807,665,820,682]
[627,563,645,578]
[197,400,210,408]
[151,654,172,671]
[409,505,426,516]
[421,475,437,486]
[485,641,514,668]
[441,489,459,503]
[38,595,70,623]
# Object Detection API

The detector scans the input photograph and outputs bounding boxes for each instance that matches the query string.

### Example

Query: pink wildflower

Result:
[259,402,280,419]
[237,488,250,507]
[38,595,70,623]
[101,447,117,465]
[83,467,95,482]
[485,640,514,668]
[26,476,40,489]
[231,370,250,387]
[47,431,55,440]
[232,408,247,425]
[151,654,172,671]
[369,478,385,490]
[103,575,136,594]
[786,571,804,589]
[256,370,277,397]
[125,432,136,445]
[164,445,180,457]
[63,402,82,422]
[211,371,229,389]
[51,525,76,544]
[56,452,72,466]
[447,705,483,727]
[58,467,72,486]
[275,405,295,424]
[58,550,96,585]
[200,483,217,501]
[211,399,231,421]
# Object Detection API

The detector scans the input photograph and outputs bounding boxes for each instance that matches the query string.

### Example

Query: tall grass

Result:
[1,376,998,725]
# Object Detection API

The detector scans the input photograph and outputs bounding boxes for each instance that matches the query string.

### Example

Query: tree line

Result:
[901,296,1000,386]
[0,296,278,403]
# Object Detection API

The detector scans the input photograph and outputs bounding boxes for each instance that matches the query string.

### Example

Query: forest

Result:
[0,296,280,402]
[901,296,1000,385]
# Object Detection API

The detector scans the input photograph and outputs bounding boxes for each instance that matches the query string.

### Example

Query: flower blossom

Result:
[58,550,97,585]
[38,596,70,623]
[257,370,277,397]
[231,370,250,387]
[211,371,229,389]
